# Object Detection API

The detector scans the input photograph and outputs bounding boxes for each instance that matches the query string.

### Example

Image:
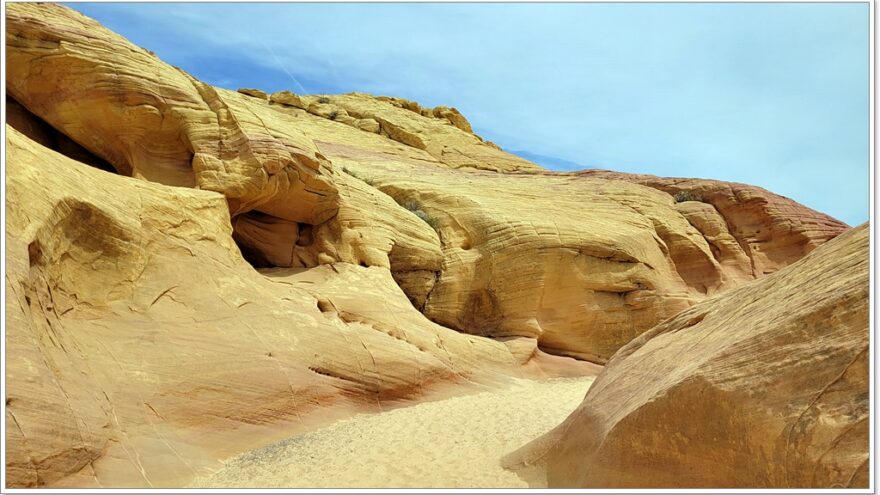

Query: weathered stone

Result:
[269,90,307,109]
[238,88,269,100]
[506,225,869,488]
[580,170,848,276]
[3,4,862,489]
[5,125,519,488]
[330,160,847,363]
[432,105,473,133]
[355,118,381,133]
[6,3,338,225]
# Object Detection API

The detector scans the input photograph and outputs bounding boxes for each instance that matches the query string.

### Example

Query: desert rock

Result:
[505,224,869,488]
[4,4,862,489]
[331,93,539,172]
[6,2,847,364]
[4,125,521,488]
[329,158,847,363]
[237,88,269,100]
[7,3,338,225]
[580,170,847,277]
[269,90,307,108]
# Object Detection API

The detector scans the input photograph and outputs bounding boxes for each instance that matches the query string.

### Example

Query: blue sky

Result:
[67,3,869,225]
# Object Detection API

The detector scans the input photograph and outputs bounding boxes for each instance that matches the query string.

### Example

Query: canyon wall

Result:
[4,3,859,488]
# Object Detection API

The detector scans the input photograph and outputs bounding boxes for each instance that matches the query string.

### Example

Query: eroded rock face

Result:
[6,3,449,291]
[580,170,848,277]
[5,6,860,489]
[226,84,847,364]
[322,155,848,363]
[262,90,538,172]
[6,96,116,172]
[4,126,520,488]
[328,93,535,172]
[8,2,850,366]
[7,3,338,225]
[505,224,869,488]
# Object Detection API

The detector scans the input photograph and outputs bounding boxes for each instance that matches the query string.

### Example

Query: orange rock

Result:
[333,160,847,363]
[579,170,848,277]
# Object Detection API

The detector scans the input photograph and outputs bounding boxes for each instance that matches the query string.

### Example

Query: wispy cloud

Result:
[67,3,869,225]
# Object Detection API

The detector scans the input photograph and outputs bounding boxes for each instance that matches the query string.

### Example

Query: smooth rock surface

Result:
[505,224,869,488]
[6,1,847,365]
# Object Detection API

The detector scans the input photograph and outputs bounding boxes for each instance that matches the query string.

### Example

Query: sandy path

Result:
[191,376,593,488]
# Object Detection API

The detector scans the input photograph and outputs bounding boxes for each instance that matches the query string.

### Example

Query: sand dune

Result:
[190,376,594,488]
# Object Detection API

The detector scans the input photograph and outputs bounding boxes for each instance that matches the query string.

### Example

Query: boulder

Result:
[432,105,474,133]
[356,118,381,133]
[237,88,269,100]
[506,224,869,488]
[269,90,307,109]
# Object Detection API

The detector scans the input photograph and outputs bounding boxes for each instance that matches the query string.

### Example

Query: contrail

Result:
[256,37,309,95]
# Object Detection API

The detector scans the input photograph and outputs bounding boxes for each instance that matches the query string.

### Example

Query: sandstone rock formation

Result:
[237,88,269,100]
[580,170,848,278]
[505,224,869,488]
[5,96,116,172]
[7,3,338,225]
[330,159,847,363]
[5,2,451,298]
[4,126,522,488]
[4,3,862,489]
[6,2,848,366]
[265,90,536,172]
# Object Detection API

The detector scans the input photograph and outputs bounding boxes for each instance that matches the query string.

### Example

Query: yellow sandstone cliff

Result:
[4,2,862,489]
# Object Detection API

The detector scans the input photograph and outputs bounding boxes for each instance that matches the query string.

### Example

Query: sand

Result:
[190,376,594,488]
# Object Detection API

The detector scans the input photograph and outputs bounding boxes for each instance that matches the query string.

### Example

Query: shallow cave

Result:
[7,95,119,174]
[7,95,325,274]
[231,209,318,270]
